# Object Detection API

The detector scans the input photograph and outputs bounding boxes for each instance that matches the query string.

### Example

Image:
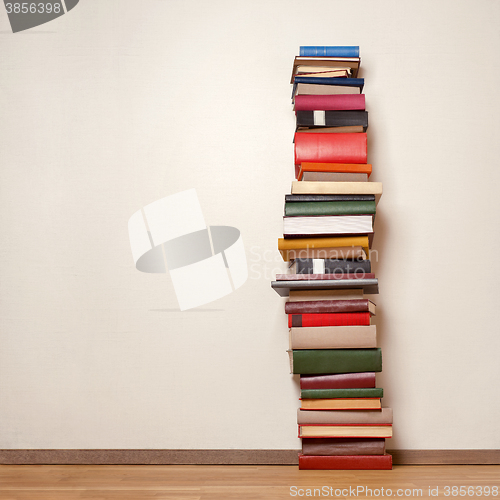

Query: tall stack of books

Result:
[271,46,392,470]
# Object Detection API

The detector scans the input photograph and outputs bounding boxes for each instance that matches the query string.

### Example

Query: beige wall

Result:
[1,0,499,450]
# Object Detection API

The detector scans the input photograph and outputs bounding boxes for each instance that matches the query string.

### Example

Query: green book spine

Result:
[285,200,376,217]
[301,387,384,399]
[292,348,382,375]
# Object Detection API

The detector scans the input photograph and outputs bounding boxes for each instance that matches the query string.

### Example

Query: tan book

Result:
[296,126,364,134]
[297,408,393,425]
[288,289,364,302]
[300,398,381,410]
[299,424,393,439]
[290,325,377,350]
[291,181,383,204]
[301,172,368,182]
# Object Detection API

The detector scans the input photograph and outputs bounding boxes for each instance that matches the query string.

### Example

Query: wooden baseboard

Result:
[0,449,499,465]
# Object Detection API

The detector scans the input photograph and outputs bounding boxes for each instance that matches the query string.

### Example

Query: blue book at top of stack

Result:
[300,46,359,58]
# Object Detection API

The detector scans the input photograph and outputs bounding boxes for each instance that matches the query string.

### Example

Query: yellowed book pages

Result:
[299,425,393,438]
[291,181,383,204]
[300,398,381,410]
[288,289,364,302]
[290,325,377,349]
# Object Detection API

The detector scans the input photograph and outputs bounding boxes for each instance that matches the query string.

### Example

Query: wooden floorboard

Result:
[1,449,499,465]
[0,464,500,499]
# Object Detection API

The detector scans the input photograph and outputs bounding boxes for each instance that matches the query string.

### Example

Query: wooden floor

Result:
[0,465,499,499]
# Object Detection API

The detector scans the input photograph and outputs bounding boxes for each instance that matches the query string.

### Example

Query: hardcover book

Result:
[298,454,393,470]
[288,311,372,328]
[299,372,376,390]
[297,408,393,424]
[298,425,392,439]
[289,325,377,350]
[301,438,386,456]
[294,94,365,111]
[289,258,371,275]
[300,398,382,410]
[289,348,382,374]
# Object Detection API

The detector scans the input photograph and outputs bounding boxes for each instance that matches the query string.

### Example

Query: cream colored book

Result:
[297,408,393,425]
[291,181,383,204]
[288,289,364,302]
[290,325,377,350]
[299,424,393,439]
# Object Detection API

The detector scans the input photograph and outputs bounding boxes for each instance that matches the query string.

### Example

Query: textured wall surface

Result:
[1,0,499,450]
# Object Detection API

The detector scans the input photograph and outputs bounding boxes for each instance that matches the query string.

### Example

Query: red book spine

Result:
[294,132,367,166]
[298,454,392,470]
[288,312,370,328]
[285,299,370,314]
[294,94,366,111]
[300,372,376,390]
[276,273,375,281]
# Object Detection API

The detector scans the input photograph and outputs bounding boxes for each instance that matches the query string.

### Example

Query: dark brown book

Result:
[285,299,375,315]
[302,438,386,456]
[300,372,376,390]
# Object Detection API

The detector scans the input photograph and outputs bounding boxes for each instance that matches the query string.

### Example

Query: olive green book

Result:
[289,348,382,375]
[301,387,383,399]
[285,200,376,217]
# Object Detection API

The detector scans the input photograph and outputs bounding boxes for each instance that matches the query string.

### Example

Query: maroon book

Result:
[276,273,375,281]
[294,94,366,112]
[285,299,374,315]
[288,312,370,328]
[300,372,376,390]
[298,454,392,470]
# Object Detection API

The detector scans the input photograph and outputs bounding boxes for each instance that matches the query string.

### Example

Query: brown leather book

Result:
[300,372,376,389]
[285,299,375,315]
[302,438,386,456]
[288,289,364,302]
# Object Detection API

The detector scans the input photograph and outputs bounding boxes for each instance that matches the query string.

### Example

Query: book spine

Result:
[301,387,383,399]
[294,94,366,111]
[285,299,370,314]
[294,76,364,88]
[296,110,368,129]
[298,454,392,470]
[292,348,382,374]
[297,408,393,425]
[300,372,376,390]
[289,312,371,328]
[299,46,360,57]
[302,438,386,456]
[294,133,367,166]
[294,259,371,275]
[285,200,376,217]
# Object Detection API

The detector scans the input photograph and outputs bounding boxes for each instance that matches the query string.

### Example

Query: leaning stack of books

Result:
[271,46,392,470]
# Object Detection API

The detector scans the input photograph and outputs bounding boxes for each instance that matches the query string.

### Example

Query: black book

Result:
[296,110,368,131]
[293,258,371,275]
